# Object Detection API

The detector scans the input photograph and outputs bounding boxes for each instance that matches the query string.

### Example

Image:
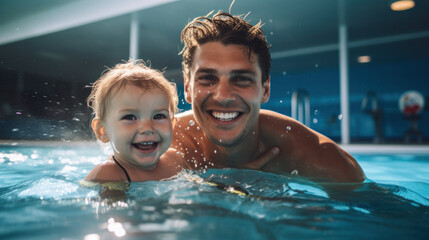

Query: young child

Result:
[84,60,185,184]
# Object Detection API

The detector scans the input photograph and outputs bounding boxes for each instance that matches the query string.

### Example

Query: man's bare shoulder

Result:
[172,110,201,152]
[259,109,309,135]
[175,110,195,122]
[258,109,365,182]
[174,110,199,137]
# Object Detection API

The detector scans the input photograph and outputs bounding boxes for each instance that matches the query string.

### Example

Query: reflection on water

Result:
[0,145,428,239]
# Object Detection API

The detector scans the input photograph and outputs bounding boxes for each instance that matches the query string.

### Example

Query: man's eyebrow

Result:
[231,70,256,75]
[195,68,256,75]
[195,68,216,74]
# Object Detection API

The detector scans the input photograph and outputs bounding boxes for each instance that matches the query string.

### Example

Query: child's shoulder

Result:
[85,160,125,182]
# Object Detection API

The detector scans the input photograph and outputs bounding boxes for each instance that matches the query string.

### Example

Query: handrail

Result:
[361,91,378,113]
[361,91,383,143]
[291,89,310,126]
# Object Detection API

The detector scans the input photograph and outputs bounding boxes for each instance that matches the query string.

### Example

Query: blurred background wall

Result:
[0,0,428,143]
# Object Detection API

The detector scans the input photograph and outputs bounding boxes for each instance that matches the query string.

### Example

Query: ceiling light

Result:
[357,56,371,63]
[390,0,415,11]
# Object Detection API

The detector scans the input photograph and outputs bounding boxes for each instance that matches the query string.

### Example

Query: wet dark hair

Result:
[180,11,271,83]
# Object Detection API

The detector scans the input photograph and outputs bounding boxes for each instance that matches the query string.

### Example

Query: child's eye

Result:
[153,113,167,120]
[121,114,137,120]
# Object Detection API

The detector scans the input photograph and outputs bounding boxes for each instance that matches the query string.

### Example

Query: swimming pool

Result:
[1,142,428,240]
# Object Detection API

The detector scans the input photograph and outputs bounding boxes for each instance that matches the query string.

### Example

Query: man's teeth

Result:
[212,111,239,121]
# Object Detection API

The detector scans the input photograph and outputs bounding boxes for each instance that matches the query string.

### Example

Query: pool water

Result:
[1,144,428,240]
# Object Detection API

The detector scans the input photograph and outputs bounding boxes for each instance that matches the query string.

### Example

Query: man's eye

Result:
[121,114,137,120]
[197,75,216,85]
[154,113,167,120]
[234,76,252,83]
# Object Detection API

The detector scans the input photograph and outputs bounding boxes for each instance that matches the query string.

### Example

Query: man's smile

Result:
[210,111,241,122]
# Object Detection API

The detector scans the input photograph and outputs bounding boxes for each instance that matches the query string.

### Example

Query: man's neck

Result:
[202,128,263,168]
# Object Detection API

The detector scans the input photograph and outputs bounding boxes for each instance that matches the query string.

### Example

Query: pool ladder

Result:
[361,91,384,143]
[291,89,310,126]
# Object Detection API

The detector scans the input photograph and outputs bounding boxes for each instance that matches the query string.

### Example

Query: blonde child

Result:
[84,60,185,184]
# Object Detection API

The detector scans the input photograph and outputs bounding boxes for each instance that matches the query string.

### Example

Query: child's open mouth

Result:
[132,141,159,152]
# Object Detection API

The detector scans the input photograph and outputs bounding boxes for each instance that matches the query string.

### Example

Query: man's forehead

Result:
[192,42,260,73]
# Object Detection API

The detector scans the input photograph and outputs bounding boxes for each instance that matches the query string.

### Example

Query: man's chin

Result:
[207,133,244,148]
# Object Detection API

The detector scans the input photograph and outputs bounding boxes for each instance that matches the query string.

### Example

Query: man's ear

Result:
[184,73,192,104]
[91,118,109,143]
[261,76,271,103]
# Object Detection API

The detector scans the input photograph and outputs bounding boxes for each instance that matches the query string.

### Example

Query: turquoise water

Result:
[1,144,428,240]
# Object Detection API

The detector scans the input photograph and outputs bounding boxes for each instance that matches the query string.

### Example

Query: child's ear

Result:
[91,118,109,143]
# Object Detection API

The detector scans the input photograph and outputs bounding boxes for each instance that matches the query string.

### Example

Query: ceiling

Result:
[1,0,429,87]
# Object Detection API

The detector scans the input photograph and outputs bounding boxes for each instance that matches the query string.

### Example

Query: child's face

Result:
[102,85,173,169]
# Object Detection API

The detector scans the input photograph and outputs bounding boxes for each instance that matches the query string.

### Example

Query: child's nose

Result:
[138,120,155,134]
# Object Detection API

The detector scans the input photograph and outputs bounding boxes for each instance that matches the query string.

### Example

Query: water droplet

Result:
[196,126,200,130]
[270,32,274,35]
[280,100,283,103]
[189,120,195,126]
[314,110,319,115]
[286,126,291,131]
[282,71,287,76]
[214,150,217,154]
[291,169,298,176]
[315,64,319,68]
[12,128,19,132]
[313,118,318,124]
[338,114,343,120]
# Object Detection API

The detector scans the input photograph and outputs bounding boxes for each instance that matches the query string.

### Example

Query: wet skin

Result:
[172,42,365,183]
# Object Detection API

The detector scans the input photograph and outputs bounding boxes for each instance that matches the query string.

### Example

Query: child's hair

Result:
[87,59,178,120]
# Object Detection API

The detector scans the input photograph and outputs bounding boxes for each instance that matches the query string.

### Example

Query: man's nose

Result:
[138,120,155,134]
[212,78,235,104]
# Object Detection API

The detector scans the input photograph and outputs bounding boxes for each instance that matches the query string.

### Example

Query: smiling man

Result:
[172,12,365,182]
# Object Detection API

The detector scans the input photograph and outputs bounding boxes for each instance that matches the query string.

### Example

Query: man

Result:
[172,11,365,183]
